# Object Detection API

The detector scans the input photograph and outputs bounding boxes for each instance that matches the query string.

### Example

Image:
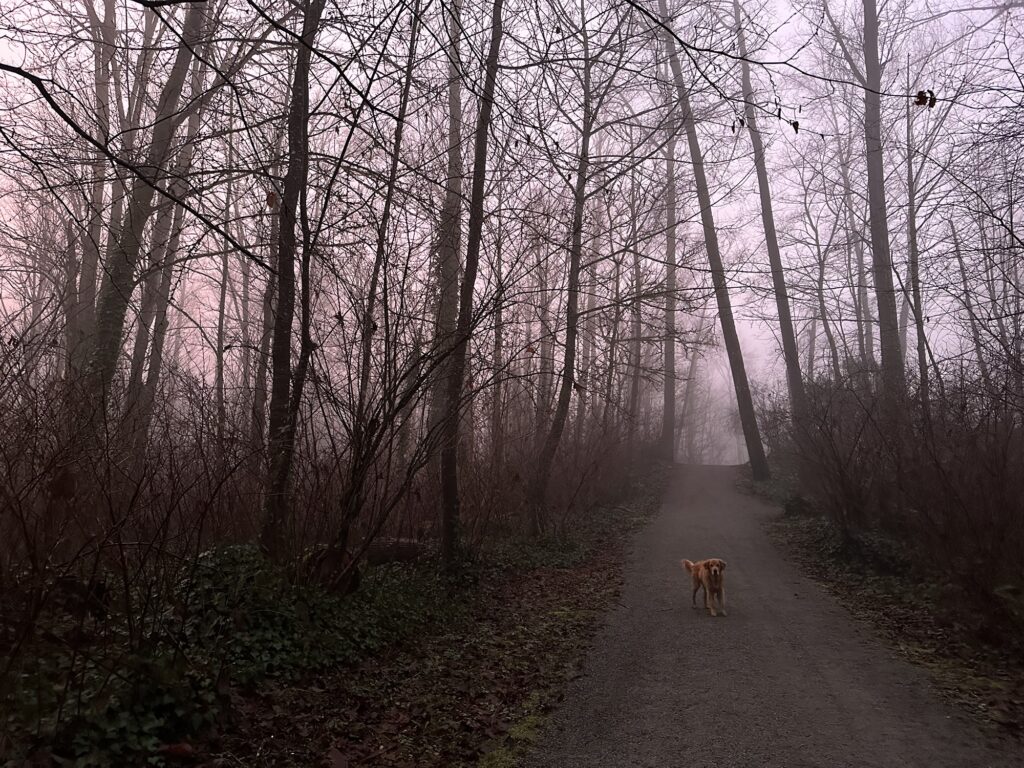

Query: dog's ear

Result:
[719,560,727,569]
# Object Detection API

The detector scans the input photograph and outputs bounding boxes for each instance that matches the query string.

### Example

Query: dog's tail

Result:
[681,559,694,573]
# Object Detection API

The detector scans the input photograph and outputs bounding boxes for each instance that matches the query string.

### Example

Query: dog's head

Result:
[706,558,727,582]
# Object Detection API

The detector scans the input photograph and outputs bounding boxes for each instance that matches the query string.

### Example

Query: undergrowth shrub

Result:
[757,371,1024,641]
[2,546,457,766]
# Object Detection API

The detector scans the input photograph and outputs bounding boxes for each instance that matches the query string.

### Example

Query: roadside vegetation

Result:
[749,455,1024,739]
[2,466,666,766]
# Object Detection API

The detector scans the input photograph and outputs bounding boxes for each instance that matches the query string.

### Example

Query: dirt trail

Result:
[524,465,1016,768]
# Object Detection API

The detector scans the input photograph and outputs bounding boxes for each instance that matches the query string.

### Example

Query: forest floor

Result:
[522,464,1021,768]
[198,468,669,767]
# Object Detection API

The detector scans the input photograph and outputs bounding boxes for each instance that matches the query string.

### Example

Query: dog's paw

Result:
[719,610,727,617]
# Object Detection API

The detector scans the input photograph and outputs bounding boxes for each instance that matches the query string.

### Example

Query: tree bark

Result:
[805,317,817,380]
[534,256,554,445]
[215,119,236,449]
[627,233,643,445]
[682,344,701,462]
[602,243,624,434]
[250,193,280,465]
[125,197,173,412]
[132,202,186,456]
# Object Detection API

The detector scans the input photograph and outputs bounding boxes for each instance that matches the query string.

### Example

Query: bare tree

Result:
[427,0,465,457]
[440,0,506,564]
[83,3,206,413]
[732,0,808,448]
[824,0,906,413]
[658,0,770,480]
[260,0,326,558]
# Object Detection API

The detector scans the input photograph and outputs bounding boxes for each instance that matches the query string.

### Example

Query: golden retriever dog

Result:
[682,558,727,617]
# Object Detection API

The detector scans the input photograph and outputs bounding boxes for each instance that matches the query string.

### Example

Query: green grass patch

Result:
[478,693,546,768]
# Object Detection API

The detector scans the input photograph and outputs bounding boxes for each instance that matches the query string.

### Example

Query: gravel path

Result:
[524,465,1017,768]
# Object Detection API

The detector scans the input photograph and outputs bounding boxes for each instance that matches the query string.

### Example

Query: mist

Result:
[1,0,1022,763]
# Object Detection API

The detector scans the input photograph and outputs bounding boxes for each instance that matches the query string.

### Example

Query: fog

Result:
[1,0,1022,758]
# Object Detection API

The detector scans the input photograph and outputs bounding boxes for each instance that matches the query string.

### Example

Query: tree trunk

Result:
[439,0,505,565]
[602,246,624,434]
[61,221,79,381]
[839,143,873,368]
[732,0,808,439]
[627,239,643,445]
[491,219,505,476]
[120,21,195,404]
[215,121,236,450]
[132,202,187,456]
[215,253,230,447]
[125,196,173,412]
[529,42,593,523]
[861,0,906,410]
[661,134,678,461]
[659,0,769,480]
[810,216,842,381]
[69,0,116,377]
[805,317,817,381]
[905,94,931,431]
[84,2,205,411]
[125,14,204,452]
[898,261,912,358]
[239,221,253,420]
[427,0,464,453]
[682,344,701,462]
[535,258,554,445]
[951,222,990,388]
[576,252,598,449]
[250,195,279,466]
[260,0,326,558]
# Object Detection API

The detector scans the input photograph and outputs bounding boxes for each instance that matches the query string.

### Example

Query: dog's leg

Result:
[704,581,715,616]
[691,575,701,608]
[718,587,727,617]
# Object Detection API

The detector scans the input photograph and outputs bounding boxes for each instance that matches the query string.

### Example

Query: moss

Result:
[478,695,546,768]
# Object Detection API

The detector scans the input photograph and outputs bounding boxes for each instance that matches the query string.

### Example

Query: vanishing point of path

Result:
[525,465,1018,768]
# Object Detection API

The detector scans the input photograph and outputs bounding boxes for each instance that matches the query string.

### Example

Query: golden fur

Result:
[682,558,727,617]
